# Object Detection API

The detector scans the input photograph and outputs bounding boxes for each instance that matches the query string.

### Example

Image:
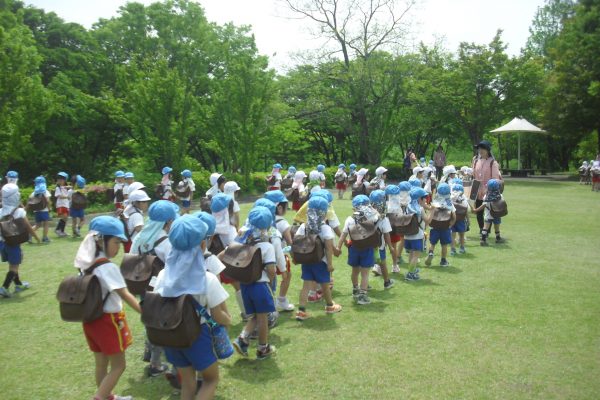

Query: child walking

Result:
[113,171,126,210]
[334,164,348,199]
[178,169,195,214]
[424,183,456,267]
[75,216,141,400]
[55,171,70,237]
[317,164,327,188]
[471,179,505,245]
[30,176,51,243]
[68,175,87,237]
[450,184,469,255]
[369,190,396,289]
[159,167,175,202]
[404,187,430,282]
[123,190,151,252]
[266,164,283,191]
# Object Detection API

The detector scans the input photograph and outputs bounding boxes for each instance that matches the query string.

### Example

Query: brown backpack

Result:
[292,231,324,264]
[388,210,419,235]
[490,199,508,218]
[351,183,367,198]
[430,208,452,230]
[56,259,111,323]
[348,173,357,185]
[175,183,191,198]
[120,237,168,295]
[208,234,225,256]
[155,184,165,199]
[71,191,87,210]
[349,220,381,250]
[454,202,468,222]
[0,208,29,246]
[27,194,48,212]
[114,188,124,203]
[218,242,263,284]
[266,175,277,185]
[141,292,201,348]
[281,177,293,190]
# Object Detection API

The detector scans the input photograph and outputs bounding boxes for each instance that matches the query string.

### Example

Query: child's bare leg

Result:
[279,271,291,298]
[179,366,197,400]
[95,352,126,399]
[298,280,311,308]
[451,232,457,249]
[93,353,109,387]
[408,251,420,273]
[197,362,219,400]
[320,282,334,305]
[460,233,465,247]
[359,268,369,290]
[256,313,269,345]
[441,244,448,259]
[43,221,49,238]
[380,259,390,282]
[351,267,359,287]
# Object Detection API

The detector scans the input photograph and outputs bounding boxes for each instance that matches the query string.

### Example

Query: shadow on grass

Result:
[0,290,36,306]
[295,313,340,331]
[123,373,177,400]
[400,278,441,287]
[351,300,388,313]
[225,354,283,382]
[429,266,463,274]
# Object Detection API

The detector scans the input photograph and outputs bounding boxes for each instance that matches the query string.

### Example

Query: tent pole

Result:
[518,133,521,170]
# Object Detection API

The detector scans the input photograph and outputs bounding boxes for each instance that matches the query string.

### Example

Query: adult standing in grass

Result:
[434,145,446,181]
[471,140,501,233]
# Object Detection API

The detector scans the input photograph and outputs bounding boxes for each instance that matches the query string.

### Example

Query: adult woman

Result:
[471,140,502,232]
[433,145,446,181]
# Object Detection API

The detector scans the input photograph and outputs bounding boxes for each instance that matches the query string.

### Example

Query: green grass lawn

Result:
[1,180,600,399]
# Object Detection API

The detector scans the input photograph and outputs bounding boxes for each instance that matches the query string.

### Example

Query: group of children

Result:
[579,160,600,191]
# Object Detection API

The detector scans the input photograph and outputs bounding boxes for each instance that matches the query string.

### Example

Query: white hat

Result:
[126,181,145,195]
[443,165,457,176]
[209,172,222,186]
[129,189,151,203]
[295,171,307,180]
[375,166,388,176]
[309,170,320,181]
[224,181,240,194]
[357,168,369,176]
[412,166,424,175]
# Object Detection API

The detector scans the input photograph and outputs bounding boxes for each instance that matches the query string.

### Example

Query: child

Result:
[223,181,241,230]
[153,215,231,399]
[592,161,600,192]
[347,164,357,186]
[30,176,51,243]
[232,206,278,359]
[159,167,175,202]
[440,165,457,184]
[317,164,326,188]
[264,190,295,312]
[404,187,430,281]
[123,172,135,200]
[383,182,411,272]
[0,184,40,298]
[472,179,505,245]
[579,161,589,185]
[178,169,195,214]
[130,200,179,377]
[5,170,18,185]
[55,171,70,237]
[372,166,388,190]
[123,190,151,252]
[295,196,342,320]
[308,170,322,194]
[336,195,379,305]
[290,170,307,211]
[206,172,226,198]
[334,164,348,199]
[113,171,126,210]
[266,163,283,191]
[450,184,469,255]
[424,183,456,268]
[368,190,396,289]
[195,212,227,277]
[68,175,87,237]
[352,168,370,196]
[409,166,424,183]
[74,216,141,400]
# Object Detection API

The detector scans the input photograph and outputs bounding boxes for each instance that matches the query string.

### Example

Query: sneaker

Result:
[495,236,504,244]
[0,287,12,298]
[352,287,359,299]
[425,252,433,266]
[405,272,418,282]
[295,310,310,321]
[14,282,30,292]
[256,344,276,360]
[165,372,181,390]
[384,279,395,289]
[268,311,279,329]
[308,292,322,303]
[372,264,382,276]
[240,312,250,322]
[148,363,169,377]
[356,293,371,305]
[276,297,295,312]
[459,246,466,254]
[325,303,342,313]
[233,336,249,357]
[450,248,457,256]
[42,237,50,244]
[440,259,449,268]
[392,264,401,273]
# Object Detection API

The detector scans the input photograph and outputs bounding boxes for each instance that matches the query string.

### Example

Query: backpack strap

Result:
[84,258,110,275]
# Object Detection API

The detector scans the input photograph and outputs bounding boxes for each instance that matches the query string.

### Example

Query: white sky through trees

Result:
[26,0,545,71]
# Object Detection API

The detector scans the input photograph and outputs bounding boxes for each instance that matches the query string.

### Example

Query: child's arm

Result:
[336,232,348,253]
[384,232,397,263]
[472,203,485,213]
[450,211,456,227]
[24,218,40,243]
[266,263,276,282]
[282,228,293,246]
[210,301,232,327]
[116,288,142,313]
[325,238,335,272]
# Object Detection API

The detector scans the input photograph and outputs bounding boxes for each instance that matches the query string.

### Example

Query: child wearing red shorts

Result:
[54,172,70,237]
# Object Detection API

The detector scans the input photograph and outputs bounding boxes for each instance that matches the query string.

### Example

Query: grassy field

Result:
[1,179,599,400]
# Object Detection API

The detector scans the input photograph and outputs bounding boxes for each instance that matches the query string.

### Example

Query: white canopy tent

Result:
[490,117,546,169]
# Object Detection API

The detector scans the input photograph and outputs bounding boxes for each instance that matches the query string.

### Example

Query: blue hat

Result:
[453,184,464,193]
[288,166,296,173]
[369,189,386,204]
[452,177,463,185]
[162,166,173,175]
[6,171,18,179]
[352,194,370,208]
[115,170,125,178]
[210,193,232,213]
[273,163,282,169]
[194,211,216,237]
[385,184,400,195]
[168,215,208,251]
[317,164,325,172]
[90,216,128,242]
[34,183,47,195]
[429,160,434,165]
[437,182,451,195]
[349,164,356,170]
[124,172,134,179]
[254,198,276,217]
[264,190,288,204]
[338,164,346,169]
[308,196,328,212]
[34,176,46,185]
[409,178,422,188]
[181,169,192,178]
[399,181,412,192]
[313,189,333,203]
[420,157,425,163]
[149,200,179,222]
[488,179,500,191]
[76,175,86,189]
[248,206,273,230]
[57,172,69,180]
[410,187,428,200]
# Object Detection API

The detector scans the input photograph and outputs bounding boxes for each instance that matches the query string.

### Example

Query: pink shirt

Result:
[472,156,501,200]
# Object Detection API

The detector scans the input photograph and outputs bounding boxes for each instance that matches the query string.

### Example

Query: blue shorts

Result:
[485,217,502,225]
[452,220,467,233]
[377,248,386,261]
[34,211,51,223]
[240,282,275,315]
[164,324,217,371]
[429,229,452,245]
[69,208,85,218]
[181,200,191,208]
[404,238,424,252]
[347,245,375,268]
[301,261,331,284]
[0,242,22,265]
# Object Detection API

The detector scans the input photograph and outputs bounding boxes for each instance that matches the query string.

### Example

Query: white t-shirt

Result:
[180,178,196,201]
[295,223,335,263]
[29,191,51,212]
[377,217,392,250]
[90,259,127,313]
[161,180,174,200]
[319,172,326,182]
[124,207,144,241]
[0,207,26,242]
[55,186,70,208]
[275,217,291,245]
[270,172,282,188]
[327,212,341,230]
[254,241,276,283]
[191,272,229,324]
[204,253,226,276]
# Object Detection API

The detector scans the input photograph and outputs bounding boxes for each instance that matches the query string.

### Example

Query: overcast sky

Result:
[26,0,545,71]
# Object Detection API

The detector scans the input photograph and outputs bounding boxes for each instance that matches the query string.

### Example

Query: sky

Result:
[26,0,546,71]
